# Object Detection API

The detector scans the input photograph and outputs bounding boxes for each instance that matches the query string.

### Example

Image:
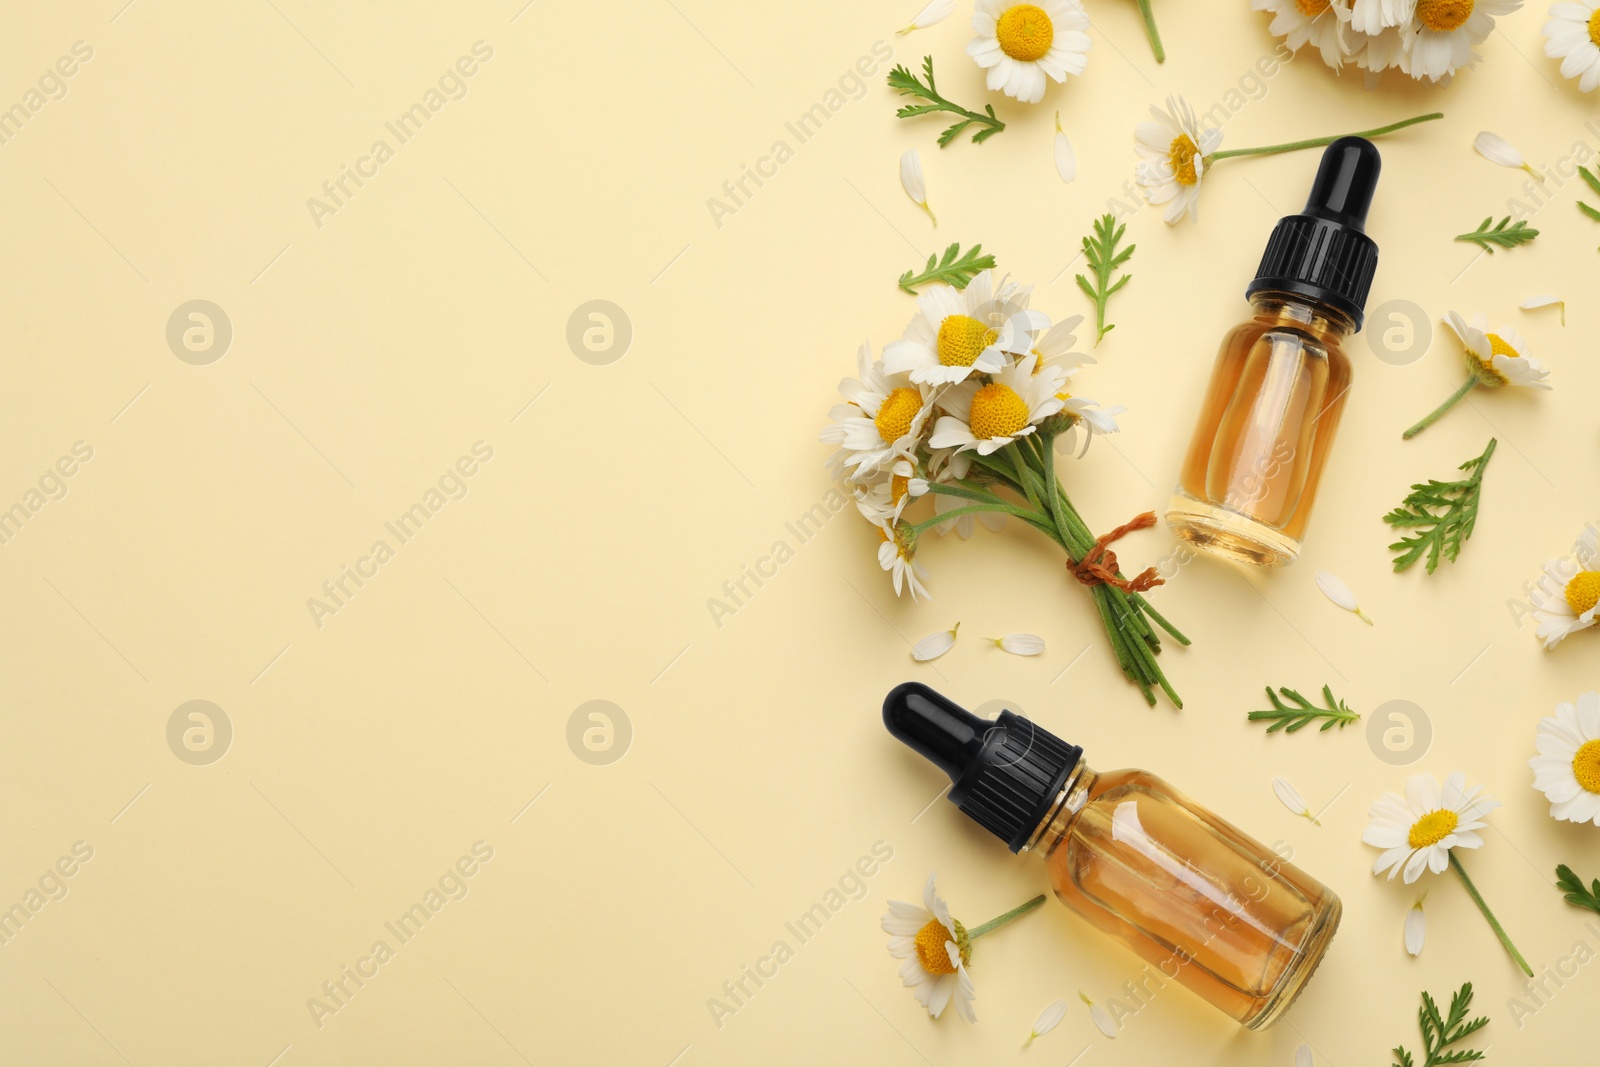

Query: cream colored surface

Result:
[1,1,1595,1064]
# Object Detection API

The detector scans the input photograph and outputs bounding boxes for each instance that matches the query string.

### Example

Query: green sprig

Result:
[1247,685,1358,734]
[1384,438,1496,574]
[1074,214,1134,345]
[1555,864,1600,915]
[1577,166,1600,250]
[887,57,1005,147]
[1391,983,1488,1067]
[1454,216,1538,253]
[898,242,996,294]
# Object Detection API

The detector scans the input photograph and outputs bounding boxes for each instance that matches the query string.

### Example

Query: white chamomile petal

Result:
[990,632,1046,656]
[1316,569,1373,624]
[912,622,959,662]
[1080,992,1116,1038]
[1521,294,1565,326]
[1473,131,1541,179]
[1528,691,1600,823]
[1024,999,1068,1047]
[1297,1045,1314,1067]
[1273,777,1320,825]
[1054,112,1076,183]
[1404,897,1426,955]
[900,149,936,226]
[898,0,955,33]
[1363,771,1500,885]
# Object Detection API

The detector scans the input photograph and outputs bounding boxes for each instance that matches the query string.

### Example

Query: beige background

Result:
[1,0,1596,1063]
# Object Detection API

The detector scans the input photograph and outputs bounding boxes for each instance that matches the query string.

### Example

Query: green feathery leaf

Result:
[1454,215,1538,253]
[1392,983,1488,1067]
[898,242,997,294]
[1247,685,1359,734]
[886,57,1005,147]
[1384,438,1496,574]
[1555,863,1600,915]
[1074,213,1134,345]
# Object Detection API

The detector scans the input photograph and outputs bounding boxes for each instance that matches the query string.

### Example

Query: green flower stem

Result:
[967,894,1046,940]
[1135,0,1165,63]
[1402,376,1477,440]
[1210,112,1443,162]
[906,501,1036,537]
[1131,592,1190,645]
[1450,852,1533,977]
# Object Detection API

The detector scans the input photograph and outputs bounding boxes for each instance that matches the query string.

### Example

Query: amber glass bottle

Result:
[883,683,1340,1030]
[1166,137,1382,566]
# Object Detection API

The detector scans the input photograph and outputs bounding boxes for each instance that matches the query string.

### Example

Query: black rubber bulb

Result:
[1301,136,1381,231]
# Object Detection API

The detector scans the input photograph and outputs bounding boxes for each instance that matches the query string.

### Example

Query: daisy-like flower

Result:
[1544,0,1600,91]
[928,353,1066,455]
[1529,691,1600,823]
[821,343,935,478]
[1363,772,1498,883]
[879,519,931,600]
[1400,0,1521,83]
[855,459,929,525]
[883,271,1045,386]
[1531,528,1600,649]
[1134,95,1224,225]
[1252,0,1353,69]
[1403,311,1551,438]
[966,0,1091,104]
[1349,0,1411,35]
[1347,21,1409,79]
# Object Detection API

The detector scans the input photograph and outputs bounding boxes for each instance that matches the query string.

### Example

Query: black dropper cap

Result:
[1245,136,1381,331]
[883,682,1082,853]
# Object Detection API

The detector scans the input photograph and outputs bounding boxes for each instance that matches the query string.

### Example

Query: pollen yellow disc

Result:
[1573,740,1600,794]
[1416,0,1474,32]
[1408,809,1459,849]
[1168,133,1200,186]
[1566,571,1600,615]
[1590,8,1600,47]
[996,5,1055,62]
[968,382,1031,439]
[913,918,968,974]
[937,315,1000,368]
[874,387,922,443]
[1295,0,1331,14]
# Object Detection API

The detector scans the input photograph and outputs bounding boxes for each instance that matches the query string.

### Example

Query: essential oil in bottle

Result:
[1165,137,1382,566]
[883,683,1340,1030]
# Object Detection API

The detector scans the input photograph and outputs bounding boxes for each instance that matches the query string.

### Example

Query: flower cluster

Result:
[1253,0,1523,83]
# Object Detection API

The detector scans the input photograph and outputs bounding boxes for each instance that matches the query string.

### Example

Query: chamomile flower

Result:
[883,271,1045,386]
[1529,691,1600,824]
[820,343,935,478]
[856,460,929,525]
[1400,0,1521,84]
[1349,0,1413,34]
[1134,95,1224,225]
[1363,772,1499,883]
[928,353,1066,456]
[966,0,1091,104]
[882,874,976,1021]
[1531,528,1600,649]
[1404,312,1550,438]
[1543,0,1600,91]
[1253,0,1354,69]
[879,519,931,600]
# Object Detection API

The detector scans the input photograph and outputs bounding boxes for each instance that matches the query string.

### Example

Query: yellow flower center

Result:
[937,315,999,368]
[1465,332,1516,385]
[1566,570,1600,615]
[1296,0,1332,14]
[1168,133,1200,186]
[1408,809,1459,849]
[968,382,1031,439]
[1590,8,1600,47]
[1416,0,1474,32]
[913,917,969,974]
[891,473,911,505]
[996,4,1055,61]
[874,387,923,444]
[1573,740,1600,793]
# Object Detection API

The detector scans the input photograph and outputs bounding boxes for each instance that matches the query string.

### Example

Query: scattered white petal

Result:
[1520,294,1565,326]
[1079,992,1116,1039]
[1473,131,1542,180]
[1023,998,1067,1047]
[897,0,954,33]
[989,633,1046,656]
[1315,569,1373,625]
[1297,1045,1314,1067]
[912,622,959,662]
[1273,777,1321,826]
[900,149,936,226]
[1404,896,1426,956]
[1053,112,1076,184]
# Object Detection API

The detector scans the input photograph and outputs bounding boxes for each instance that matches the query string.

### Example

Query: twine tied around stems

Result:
[1066,512,1164,593]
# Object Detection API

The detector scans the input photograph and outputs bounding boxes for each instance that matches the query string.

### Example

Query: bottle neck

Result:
[1019,756,1097,856]
[1248,290,1354,343]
